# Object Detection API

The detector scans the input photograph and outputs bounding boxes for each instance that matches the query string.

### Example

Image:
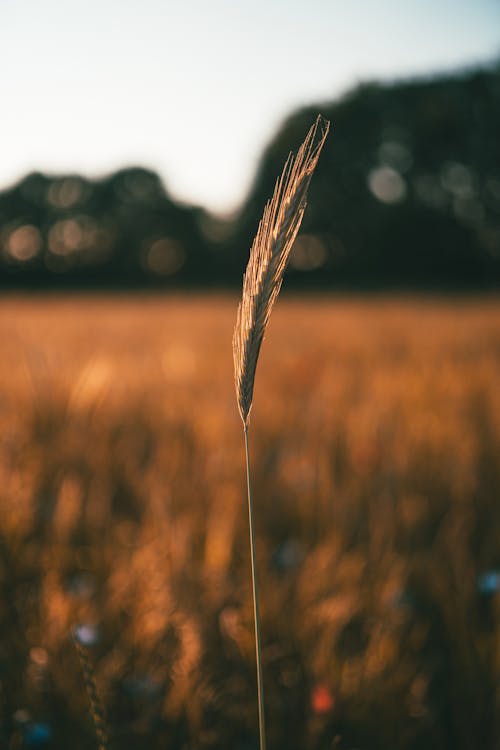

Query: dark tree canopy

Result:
[1,63,499,290]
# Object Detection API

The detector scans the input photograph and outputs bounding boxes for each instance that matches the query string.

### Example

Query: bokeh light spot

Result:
[48,219,83,256]
[440,161,474,199]
[74,623,99,646]
[30,647,49,667]
[114,170,163,203]
[5,224,42,261]
[47,178,85,209]
[144,237,186,275]
[24,722,52,746]
[477,570,500,595]
[378,141,413,172]
[290,234,327,270]
[311,683,335,715]
[368,167,407,204]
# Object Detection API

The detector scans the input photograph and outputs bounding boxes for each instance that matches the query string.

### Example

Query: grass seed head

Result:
[233,114,330,426]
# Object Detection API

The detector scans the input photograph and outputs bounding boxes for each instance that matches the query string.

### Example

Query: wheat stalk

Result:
[232,113,330,750]
[233,113,330,427]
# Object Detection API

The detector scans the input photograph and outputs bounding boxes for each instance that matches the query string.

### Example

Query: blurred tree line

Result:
[1,63,499,290]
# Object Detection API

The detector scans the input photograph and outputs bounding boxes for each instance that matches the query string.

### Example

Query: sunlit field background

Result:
[1,294,499,750]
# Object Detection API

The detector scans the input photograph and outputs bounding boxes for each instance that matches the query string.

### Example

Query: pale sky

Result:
[0,0,499,214]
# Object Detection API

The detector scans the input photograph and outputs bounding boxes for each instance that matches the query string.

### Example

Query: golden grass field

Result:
[1,293,500,750]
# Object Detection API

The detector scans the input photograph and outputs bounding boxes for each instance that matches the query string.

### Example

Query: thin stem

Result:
[244,423,267,750]
[72,629,108,750]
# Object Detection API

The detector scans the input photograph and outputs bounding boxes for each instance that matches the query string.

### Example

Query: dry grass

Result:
[233,114,329,426]
[0,293,499,750]
[233,114,329,750]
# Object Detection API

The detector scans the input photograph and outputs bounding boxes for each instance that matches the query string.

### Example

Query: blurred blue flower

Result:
[272,539,305,572]
[477,570,500,595]
[24,722,52,746]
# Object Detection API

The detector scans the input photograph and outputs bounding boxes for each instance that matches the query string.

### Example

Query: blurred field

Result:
[1,293,500,750]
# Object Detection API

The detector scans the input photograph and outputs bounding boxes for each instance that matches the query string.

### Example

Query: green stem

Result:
[244,423,267,750]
